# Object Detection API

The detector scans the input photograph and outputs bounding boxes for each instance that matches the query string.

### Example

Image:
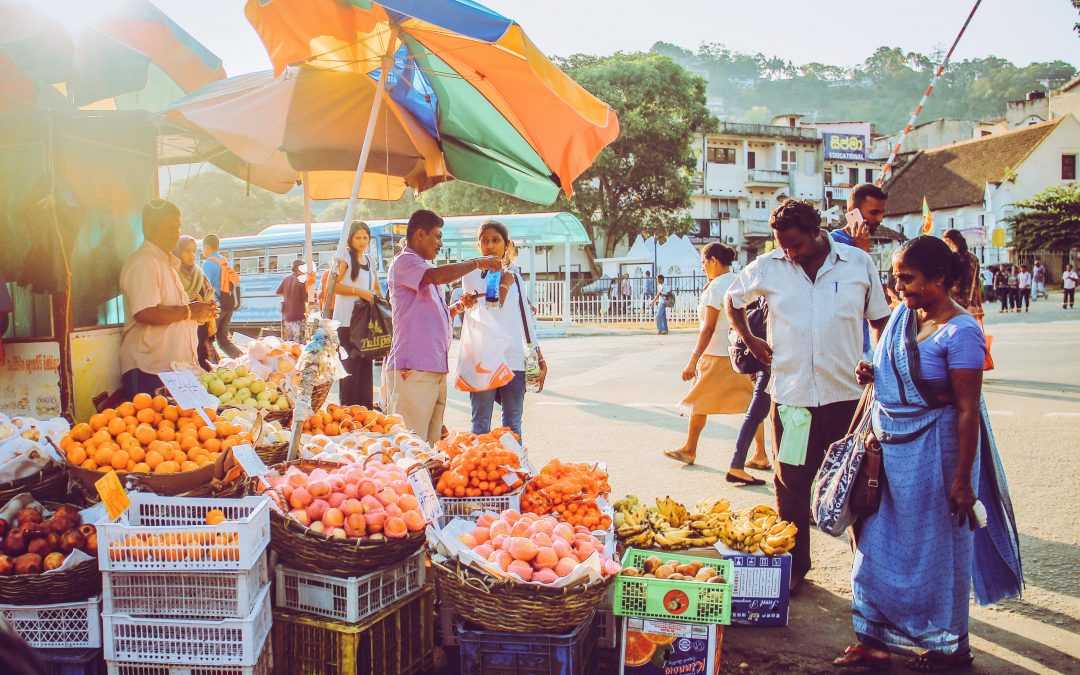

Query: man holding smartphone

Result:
[832,184,888,358]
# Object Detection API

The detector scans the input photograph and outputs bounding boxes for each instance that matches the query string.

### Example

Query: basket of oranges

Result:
[300,404,406,437]
[60,393,249,498]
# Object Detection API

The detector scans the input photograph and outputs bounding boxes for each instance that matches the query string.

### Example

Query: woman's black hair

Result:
[702,242,736,266]
[942,228,969,255]
[346,220,371,282]
[477,220,510,245]
[895,235,966,289]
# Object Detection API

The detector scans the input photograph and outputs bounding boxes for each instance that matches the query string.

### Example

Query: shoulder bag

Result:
[812,385,883,535]
[728,298,769,374]
[348,269,392,359]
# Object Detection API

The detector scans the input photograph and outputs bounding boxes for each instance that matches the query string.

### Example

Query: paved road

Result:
[443,296,1080,673]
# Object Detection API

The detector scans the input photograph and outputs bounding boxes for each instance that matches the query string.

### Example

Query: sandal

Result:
[833,644,891,669]
[664,449,695,466]
[746,459,772,471]
[909,651,973,672]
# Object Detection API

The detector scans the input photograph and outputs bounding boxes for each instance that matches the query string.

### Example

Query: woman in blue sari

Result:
[835,236,1023,671]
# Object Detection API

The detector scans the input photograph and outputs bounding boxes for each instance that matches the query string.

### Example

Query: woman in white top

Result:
[333,221,381,407]
[665,243,759,483]
[461,221,547,437]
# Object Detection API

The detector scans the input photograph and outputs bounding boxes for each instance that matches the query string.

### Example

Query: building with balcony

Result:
[690,115,823,260]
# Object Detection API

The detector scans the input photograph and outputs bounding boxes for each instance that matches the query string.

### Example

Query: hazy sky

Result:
[61,0,1079,76]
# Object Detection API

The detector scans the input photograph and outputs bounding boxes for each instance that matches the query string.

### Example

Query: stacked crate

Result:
[0,596,105,675]
[95,495,272,675]
[270,549,433,675]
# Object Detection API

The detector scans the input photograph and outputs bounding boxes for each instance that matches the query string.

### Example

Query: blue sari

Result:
[851,304,1023,655]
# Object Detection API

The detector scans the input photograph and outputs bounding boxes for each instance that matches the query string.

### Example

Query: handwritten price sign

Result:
[159,370,218,424]
[407,468,443,523]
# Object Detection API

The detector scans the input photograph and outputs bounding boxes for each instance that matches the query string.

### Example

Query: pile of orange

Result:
[107,531,241,563]
[301,404,404,437]
[435,442,525,498]
[59,393,251,475]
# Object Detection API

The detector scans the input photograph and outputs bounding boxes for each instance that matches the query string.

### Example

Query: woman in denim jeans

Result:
[731,369,772,474]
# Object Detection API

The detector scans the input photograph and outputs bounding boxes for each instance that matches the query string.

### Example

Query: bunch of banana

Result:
[717,504,797,555]
[693,497,732,516]
[614,494,652,543]
[654,497,690,528]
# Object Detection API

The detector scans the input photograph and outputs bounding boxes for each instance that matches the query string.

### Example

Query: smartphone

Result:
[845,208,865,229]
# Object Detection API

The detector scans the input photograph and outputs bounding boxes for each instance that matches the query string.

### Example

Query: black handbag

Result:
[728,299,769,374]
[349,296,393,359]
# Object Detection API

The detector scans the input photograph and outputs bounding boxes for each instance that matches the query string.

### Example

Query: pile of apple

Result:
[199,365,290,412]
[259,458,426,541]
[459,509,622,585]
[0,504,96,576]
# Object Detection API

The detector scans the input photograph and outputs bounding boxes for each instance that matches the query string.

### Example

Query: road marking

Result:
[1044,411,1080,417]
[988,410,1014,416]
[625,403,682,409]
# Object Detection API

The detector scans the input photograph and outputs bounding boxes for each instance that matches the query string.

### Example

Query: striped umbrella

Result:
[0,1,224,112]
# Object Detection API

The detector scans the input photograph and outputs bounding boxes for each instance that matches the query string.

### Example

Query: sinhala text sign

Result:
[823,133,867,161]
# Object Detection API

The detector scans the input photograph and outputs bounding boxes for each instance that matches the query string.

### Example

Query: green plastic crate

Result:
[612,548,733,625]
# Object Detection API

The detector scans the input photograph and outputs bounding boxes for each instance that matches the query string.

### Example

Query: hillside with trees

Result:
[650,42,1075,133]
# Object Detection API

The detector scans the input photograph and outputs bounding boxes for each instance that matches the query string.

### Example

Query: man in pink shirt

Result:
[382,210,501,443]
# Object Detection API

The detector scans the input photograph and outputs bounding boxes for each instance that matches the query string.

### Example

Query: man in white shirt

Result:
[726,199,890,591]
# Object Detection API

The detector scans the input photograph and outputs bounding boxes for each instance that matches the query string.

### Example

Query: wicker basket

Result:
[0,464,67,505]
[255,441,290,467]
[0,500,102,605]
[432,558,613,634]
[259,459,426,576]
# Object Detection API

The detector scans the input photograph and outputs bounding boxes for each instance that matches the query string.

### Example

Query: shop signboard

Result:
[0,340,62,417]
[823,133,867,161]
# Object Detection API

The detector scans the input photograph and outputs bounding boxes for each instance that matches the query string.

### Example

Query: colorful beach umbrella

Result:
[0,1,225,112]
[242,0,620,205]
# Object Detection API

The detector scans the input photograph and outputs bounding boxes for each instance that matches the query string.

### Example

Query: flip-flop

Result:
[833,644,891,669]
[746,460,772,471]
[664,449,695,466]
[726,472,766,486]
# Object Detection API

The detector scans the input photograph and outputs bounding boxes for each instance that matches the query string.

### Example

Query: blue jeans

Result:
[470,370,526,437]
[656,304,668,333]
[731,370,771,469]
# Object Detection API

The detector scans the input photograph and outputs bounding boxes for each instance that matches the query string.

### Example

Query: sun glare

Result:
[34,0,129,34]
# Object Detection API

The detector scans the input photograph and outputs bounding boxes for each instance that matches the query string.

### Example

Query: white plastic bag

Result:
[455,307,514,392]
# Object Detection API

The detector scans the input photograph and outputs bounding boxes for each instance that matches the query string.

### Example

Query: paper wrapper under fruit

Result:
[433,517,604,588]
[0,492,103,572]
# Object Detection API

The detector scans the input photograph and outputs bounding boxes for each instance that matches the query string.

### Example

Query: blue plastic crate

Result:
[456,614,596,675]
[35,648,105,675]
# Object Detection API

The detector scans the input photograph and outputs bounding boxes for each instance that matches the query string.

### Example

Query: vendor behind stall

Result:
[119,200,215,397]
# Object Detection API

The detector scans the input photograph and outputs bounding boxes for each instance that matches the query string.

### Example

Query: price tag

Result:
[407,468,443,523]
[231,444,268,477]
[159,370,218,425]
[95,470,130,521]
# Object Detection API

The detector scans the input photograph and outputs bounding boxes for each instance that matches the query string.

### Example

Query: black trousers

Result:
[337,327,373,407]
[1065,288,1076,308]
[771,398,860,581]
[216,305,241,358]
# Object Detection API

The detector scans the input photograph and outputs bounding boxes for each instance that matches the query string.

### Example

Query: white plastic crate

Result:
[97,495,270,572]
[103,585,270,666]
[106,636,272,675]
[103,549,269,619]
[274,549,425,623]
[0,596,102,649]
[437,490,521,518]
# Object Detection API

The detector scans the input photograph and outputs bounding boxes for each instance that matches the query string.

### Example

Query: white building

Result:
[690,114,823,261]
[882,115,1080,265]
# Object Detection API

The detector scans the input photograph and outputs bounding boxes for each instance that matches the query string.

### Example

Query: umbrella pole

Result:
[302,174,314,309]
[321,27,399,316]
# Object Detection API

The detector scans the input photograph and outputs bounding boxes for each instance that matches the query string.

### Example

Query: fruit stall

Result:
[0,322,797,675]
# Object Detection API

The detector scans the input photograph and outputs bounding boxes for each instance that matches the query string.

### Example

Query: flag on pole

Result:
[921,197,934,234]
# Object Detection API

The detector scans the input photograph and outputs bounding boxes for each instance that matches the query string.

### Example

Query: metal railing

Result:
[714,122,820,141]
[746,169,789,183]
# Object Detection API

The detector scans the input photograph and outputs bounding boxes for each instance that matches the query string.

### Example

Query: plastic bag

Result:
[455,307,514,393]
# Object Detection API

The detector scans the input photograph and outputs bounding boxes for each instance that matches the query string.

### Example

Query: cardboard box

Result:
[620,616,723,675]
[713,543,791,627]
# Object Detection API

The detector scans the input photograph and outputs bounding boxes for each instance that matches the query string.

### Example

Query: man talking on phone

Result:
[831,184,888,358]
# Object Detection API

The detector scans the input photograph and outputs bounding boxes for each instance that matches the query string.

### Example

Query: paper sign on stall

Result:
[407,468,443,523]
[498,432,535,475]
[231,444,269,478]
[95,470,130,521]
[159,370,218,425]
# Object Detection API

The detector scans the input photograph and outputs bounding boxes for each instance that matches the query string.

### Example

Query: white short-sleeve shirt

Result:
[698,272,735,357]
[119,241,198,375]
[726,237,890,407]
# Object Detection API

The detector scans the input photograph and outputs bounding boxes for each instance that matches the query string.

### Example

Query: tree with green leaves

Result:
[1007,184,1080,251]
[166,171,304,237]
[555,52,716,257]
